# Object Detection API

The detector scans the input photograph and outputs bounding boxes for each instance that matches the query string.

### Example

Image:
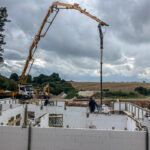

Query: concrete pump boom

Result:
[19,1,109,85]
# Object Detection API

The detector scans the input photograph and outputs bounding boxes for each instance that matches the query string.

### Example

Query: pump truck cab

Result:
[19,85,34,99]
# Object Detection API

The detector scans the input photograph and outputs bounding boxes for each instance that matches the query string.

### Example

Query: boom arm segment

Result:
[19,2,109,85]
[53,2,108,26]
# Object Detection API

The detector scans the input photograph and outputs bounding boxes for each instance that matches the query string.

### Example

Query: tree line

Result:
[93,86,150,99]
[1,72,150,98]
[0,73,77,97]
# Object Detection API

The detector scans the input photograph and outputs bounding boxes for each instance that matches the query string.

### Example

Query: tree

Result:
[49,73,61,82]
[134,86,150,96]
[10,73,19,81]
[26,74,32,83]
[0,75,17,91]
[33,74,49,84]
[0,7,10,64]
[8,79,17,91]
[0,75,5,89]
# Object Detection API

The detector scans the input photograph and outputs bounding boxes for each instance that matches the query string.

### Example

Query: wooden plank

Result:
[8,117,22,126]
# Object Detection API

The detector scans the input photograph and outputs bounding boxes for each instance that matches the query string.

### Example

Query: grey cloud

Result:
[97,0,150,44]
[134,46,150,68]
[38,10,99,59]
[4,49,25,61]
[0,0,150,81]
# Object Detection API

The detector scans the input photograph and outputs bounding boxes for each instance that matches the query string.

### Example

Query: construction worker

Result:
[89,97,98,113]
[44,99,49,106]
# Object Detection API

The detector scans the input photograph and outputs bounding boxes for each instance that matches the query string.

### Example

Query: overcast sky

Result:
[0,0,150,82]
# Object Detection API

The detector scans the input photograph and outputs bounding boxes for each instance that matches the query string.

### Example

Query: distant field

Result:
[70,82,150,92]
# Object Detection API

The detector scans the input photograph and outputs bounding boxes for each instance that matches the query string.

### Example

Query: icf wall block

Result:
[28,104,88,129]
[134,106,137,118]
[120,102,125,110]
[28,104,65,119]
[40,114,49,128]
[114,102,125,111]
[139,108,143,119]
[127,117,137,130]
[135,107,139,118]
[63,107,87,128]
[86,114,128,130]
[30,128,146,150]
[129,103,132,112]
[129,103,132,113]
[0,126,28,150]
[132,105,135,114]
[27,105,138,130]
[126,103,129,112]
[2,104,10,111]
[0,126,147,150]
[63,110,87,128]
[143,110,147,116]
[56,101,65,107]
[114,102,119,111]
[125,102,127,110]
[0,105,24,126]
[0,98,11,104]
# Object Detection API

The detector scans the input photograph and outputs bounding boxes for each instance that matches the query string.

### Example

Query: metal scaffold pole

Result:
[98,23,104,111]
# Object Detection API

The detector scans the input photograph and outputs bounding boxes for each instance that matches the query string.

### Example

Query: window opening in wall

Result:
[28,111,35,120]
[8,116,14,126]
[16,114,21,126]
[49,114,63,127]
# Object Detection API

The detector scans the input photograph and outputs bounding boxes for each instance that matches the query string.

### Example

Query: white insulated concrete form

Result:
[0,99,150,150]
[0,100,138,130]
[0,126,148,150]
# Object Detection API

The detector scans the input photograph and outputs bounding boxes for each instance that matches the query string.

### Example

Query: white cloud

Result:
[138,68,150,80]
[34,59,47,68]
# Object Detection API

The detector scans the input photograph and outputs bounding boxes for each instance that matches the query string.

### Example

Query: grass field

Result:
[70,82,150,92]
